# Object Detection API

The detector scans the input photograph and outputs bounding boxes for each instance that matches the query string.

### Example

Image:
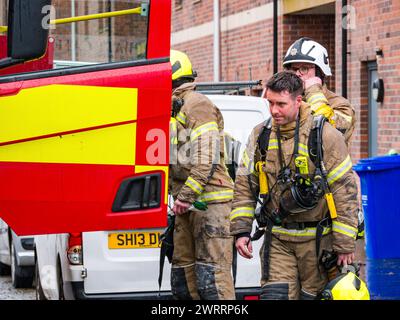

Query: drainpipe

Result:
[273,0,278,74]
[342,0,348,98]
[71,0,76,61]
[213,0,220,82]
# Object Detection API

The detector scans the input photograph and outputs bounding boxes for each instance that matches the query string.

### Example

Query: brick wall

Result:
[342,0,400,161]
[173,1,400,161]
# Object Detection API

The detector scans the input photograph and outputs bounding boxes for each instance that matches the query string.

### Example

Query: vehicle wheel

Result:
[11,242,34,288]
[0,261,11,275]
[35,260,46,300]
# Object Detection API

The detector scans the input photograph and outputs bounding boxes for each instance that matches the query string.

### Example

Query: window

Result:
[51,0,149,67]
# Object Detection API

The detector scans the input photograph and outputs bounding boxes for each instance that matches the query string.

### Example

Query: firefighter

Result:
[231,72,359,300]
[283,37,355,146]
[169,50,235,300]
[283,38,364,239]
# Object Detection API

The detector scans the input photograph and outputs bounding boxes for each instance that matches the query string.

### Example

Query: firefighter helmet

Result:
[170,50,197,81]
[283,37,332,76]
[320,271,370,300]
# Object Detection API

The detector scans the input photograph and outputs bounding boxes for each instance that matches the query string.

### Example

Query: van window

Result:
[51,0,149,67]
[222,109,265,145]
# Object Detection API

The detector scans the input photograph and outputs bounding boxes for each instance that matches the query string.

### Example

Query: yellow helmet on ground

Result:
[170,50,197,82]
[320,271,370,300]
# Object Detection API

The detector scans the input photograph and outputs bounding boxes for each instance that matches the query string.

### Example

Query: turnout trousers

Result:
[171,202,235,300]
[260,233,332,300]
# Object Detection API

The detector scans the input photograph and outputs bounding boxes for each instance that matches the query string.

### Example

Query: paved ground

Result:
[0,275,35,300]
[1,239,398,300]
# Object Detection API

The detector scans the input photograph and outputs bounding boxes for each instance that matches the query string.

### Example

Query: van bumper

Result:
[70,282,260,300]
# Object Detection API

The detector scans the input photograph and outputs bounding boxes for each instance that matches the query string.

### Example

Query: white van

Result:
[35,93,270,300]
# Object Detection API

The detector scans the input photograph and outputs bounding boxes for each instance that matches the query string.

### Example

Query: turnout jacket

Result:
[305,84,356,146]
[170,83,233,205]
[230,103,359,254]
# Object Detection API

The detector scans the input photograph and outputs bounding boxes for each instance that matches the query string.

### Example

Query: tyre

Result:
[0,261,11,276]
[11,242,34,288]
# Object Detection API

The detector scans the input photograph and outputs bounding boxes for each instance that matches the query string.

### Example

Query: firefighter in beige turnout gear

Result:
[169,50,235,300]
[231,72,359,300]
[283,37,364,239]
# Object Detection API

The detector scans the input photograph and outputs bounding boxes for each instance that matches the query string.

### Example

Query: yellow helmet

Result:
[170,50,197,82]
[320,271,370,300]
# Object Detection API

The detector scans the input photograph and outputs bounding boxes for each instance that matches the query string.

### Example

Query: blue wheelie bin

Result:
[353,155,400,259]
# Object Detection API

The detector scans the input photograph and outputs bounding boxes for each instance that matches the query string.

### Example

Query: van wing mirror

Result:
[0,0,51,69]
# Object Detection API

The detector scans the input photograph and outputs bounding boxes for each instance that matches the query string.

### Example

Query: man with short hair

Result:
[231,71,359,300]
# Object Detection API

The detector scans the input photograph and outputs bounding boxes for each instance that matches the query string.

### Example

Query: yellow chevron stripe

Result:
[327,155,353,185]
[0,85,137,144]
[230,207,255,220]
[0,123,136,165]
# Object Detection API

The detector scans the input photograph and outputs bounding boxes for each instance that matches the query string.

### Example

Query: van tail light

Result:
[67,233,83,265]
[244,295,260,300]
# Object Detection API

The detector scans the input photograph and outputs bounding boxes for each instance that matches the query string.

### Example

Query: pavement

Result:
[0,275,35,300]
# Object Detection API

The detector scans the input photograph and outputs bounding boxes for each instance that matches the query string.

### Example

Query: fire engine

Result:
[0,0,171,236]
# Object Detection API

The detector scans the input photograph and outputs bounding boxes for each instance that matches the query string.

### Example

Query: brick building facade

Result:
[172,0,400,161]
[1,1,399,161]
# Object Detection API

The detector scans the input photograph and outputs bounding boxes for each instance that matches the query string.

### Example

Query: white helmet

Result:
[283,37,332,76]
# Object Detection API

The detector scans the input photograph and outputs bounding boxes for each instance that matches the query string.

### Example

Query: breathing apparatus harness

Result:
[248,114,336,280]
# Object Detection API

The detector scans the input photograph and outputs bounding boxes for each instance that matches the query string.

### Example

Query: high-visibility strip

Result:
[335,110,353,123]
[307,93,328,105]
[185,176,204,195]
[298,143,308,157]
[311,104,332,114]
[170,118,178,145]
[198,189,234,202]
[171,137,178,145]
[327,155,352,185]
[190,121,219,141]
[272,226,331,237]
[332,221,358,239]
[242,149,256,175]
[268,139,279,150]
[268,140,308,157]
[176,112,187,125]
[230,207,255,221]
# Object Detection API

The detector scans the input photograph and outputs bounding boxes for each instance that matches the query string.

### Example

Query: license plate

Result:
[108,231,161,249]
